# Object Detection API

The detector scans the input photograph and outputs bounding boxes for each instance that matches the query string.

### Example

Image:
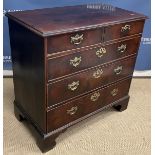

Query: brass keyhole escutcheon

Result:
[96,47,106,58]
[111,88,119,96]
[93,69,103,78]
[90,92,100,102]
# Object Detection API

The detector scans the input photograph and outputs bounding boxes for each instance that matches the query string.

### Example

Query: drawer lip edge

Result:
[46,95,130,135]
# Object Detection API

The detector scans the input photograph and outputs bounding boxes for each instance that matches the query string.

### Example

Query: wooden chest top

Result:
[6,4,146,36]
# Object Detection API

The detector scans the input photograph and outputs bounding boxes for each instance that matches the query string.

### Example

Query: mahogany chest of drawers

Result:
[6,4,146,153]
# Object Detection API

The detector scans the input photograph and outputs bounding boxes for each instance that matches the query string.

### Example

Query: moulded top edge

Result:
[6,4,147,37]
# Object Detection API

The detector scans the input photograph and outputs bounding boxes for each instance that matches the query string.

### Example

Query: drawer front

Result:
[104,20,145,41]
[47,78,132,132]
[47,56,136,107]
[47,28,102,54]
[47,36,141,81]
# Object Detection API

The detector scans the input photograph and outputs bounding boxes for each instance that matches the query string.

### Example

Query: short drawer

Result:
[47,28,102,54]
[104,20,145,41]
[47,36,141,81]
[47,56,136,107]
[47,78,132,132]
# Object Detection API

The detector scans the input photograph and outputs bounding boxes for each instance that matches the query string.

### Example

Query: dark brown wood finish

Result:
[14,91,130,153]
[6,4,146,153]
[14,102,66,153]
[47,78,131,132]
[6,4,146,36]
[8,19,46,132]
[113,97,129,112]
[47,28,103,53]
[47,36,141,81]
[104,20,145,41]
[47,20,144,54]
[47,56,136,107]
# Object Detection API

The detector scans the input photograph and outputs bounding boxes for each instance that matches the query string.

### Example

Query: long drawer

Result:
[47,56,136,107]
[47,36,141,81]
[47,77,132,132]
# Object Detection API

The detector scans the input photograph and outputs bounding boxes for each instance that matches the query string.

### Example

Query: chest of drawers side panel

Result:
[8,19,46,132]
